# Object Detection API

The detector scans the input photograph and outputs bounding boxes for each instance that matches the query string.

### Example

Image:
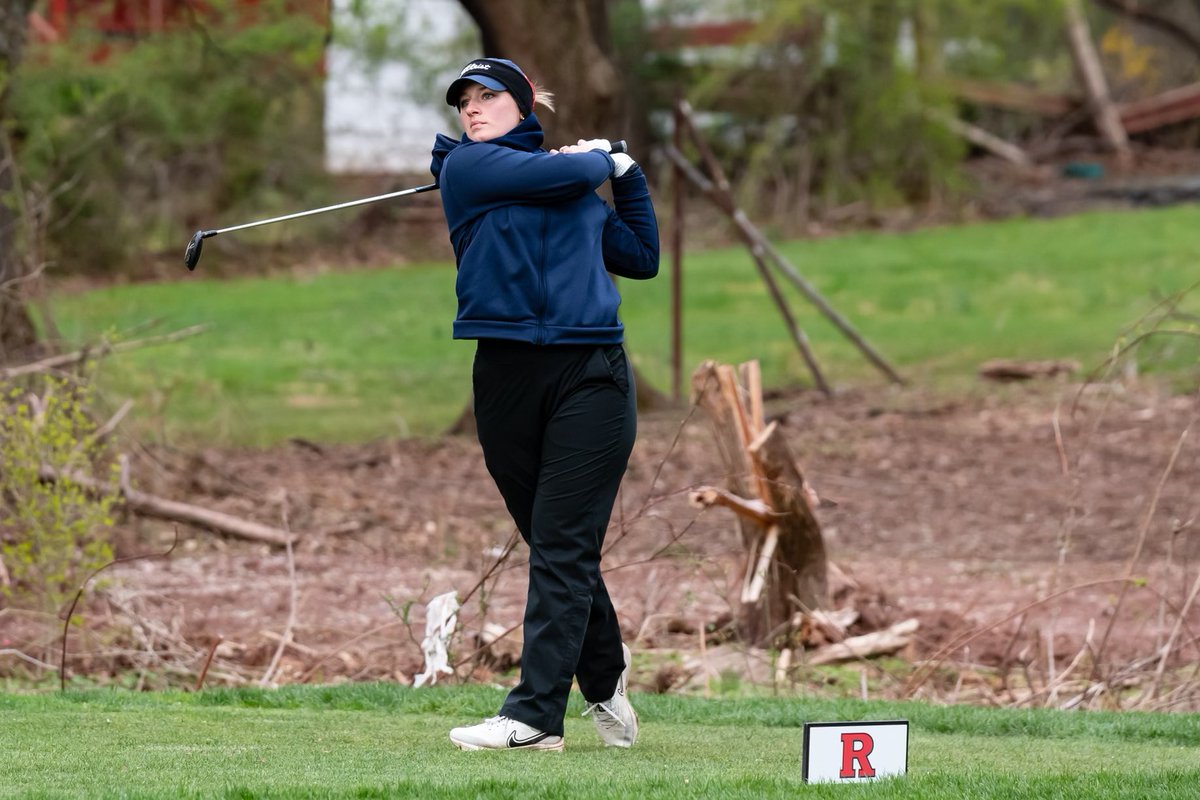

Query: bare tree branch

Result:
[0,325,208,379]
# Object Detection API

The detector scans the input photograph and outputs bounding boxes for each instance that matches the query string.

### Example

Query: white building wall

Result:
[324,0,473,175]
[322,0,743,175]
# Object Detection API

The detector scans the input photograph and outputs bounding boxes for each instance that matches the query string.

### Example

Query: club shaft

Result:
[205,140,625,238]
[210,183,439,237]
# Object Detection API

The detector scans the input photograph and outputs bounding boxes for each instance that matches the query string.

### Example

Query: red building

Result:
[31,0,327,44]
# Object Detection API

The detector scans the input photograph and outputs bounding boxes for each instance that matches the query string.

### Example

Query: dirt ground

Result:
[27,373,1189,709]
[10,149,1200,706]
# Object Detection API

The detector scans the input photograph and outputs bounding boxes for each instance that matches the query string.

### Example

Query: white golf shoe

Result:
[449,715,564,751]
[582,643,638,748]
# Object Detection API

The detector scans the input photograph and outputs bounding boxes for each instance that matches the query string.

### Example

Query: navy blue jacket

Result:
[430,115,659,345]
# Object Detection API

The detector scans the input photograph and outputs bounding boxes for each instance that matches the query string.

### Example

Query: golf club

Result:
[184,140,628,271]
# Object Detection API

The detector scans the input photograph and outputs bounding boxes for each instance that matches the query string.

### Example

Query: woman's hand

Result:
[549,139,636,177]
[550,138,612,155]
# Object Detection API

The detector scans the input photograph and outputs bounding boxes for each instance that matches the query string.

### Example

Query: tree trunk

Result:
[457,0,624,148]
[913,1,943,81]
[0,1,40,365]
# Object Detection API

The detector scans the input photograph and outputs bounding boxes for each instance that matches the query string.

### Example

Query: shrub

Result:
[0,376,118,614]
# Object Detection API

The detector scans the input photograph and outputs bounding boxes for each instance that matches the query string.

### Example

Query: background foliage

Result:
[9,0,1196,273]
[0,376,117,613]
[644,0,1083,228]
[11,0,328,274]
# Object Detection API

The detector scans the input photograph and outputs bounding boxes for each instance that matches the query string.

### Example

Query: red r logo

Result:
[839,732,876,778]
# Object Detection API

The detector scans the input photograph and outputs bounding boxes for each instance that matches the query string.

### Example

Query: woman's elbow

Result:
[631,251,660,279]
[644,256,661,279]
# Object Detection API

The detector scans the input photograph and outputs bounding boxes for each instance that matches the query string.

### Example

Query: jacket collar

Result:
[431,114,545,182]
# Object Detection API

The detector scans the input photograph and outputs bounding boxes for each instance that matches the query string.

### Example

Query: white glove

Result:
[610,153,635,178]
[574,138,613,152]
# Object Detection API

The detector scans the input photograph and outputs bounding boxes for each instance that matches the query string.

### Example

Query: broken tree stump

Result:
[691,359,829,646]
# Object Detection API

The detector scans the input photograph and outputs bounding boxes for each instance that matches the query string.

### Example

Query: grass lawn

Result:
[48,206,1200,445]
[2,684,1197,799]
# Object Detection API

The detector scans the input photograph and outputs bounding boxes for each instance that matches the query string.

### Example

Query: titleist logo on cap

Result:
[461,62,492,75]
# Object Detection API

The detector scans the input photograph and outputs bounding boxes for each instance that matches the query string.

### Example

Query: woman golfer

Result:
[431,57,659,751]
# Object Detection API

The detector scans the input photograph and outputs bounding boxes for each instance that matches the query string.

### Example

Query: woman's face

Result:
[457,83,523,142]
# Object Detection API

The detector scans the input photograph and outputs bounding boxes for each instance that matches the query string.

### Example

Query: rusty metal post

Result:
[670,100,685,403]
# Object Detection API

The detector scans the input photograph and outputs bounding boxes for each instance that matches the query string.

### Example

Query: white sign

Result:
[802,720,909,783]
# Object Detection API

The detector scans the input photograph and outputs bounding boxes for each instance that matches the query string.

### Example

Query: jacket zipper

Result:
[536,207,548,344]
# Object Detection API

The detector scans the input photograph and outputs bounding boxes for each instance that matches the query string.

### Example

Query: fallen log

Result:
[926,108,1032,168]
[40,458,296,547]
[117,486,296,546]
[806,618,920,665]
[1118,82,1200,134]
[947,76,1200,137]
[978,358,1080,382]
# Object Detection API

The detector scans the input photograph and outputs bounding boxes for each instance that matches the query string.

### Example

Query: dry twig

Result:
[260,500,300,686]
[59,528,180,690]
[1091,424,1190,676]
[1,325,208,380]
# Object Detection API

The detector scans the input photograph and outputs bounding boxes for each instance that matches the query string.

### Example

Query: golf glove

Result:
[610,153,636,178]
[574,138,614,153]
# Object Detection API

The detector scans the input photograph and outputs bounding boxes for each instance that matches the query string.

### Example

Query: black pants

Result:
[472,339,637,736]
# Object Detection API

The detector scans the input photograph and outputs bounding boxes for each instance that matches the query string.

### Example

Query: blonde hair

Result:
[533,80,556,113]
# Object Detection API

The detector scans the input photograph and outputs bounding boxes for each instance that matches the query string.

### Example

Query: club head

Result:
[184,230,205,271]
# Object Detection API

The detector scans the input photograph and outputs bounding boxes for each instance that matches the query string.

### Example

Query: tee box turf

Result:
[802,720,909,783]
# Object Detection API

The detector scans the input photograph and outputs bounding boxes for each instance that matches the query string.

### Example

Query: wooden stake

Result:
[670,100,686,402]
[666,109,835,395]
[195,637,221,691]
[1064,0,1132,166]
[662,140,901,386]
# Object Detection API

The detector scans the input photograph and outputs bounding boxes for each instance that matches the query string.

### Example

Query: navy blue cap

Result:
[446,58,535,117]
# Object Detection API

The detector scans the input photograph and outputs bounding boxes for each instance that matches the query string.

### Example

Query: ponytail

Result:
[532,80,556,113]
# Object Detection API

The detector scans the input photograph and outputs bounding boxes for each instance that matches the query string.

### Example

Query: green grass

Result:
[2,684,1197,798]
[49,206,1200,445]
